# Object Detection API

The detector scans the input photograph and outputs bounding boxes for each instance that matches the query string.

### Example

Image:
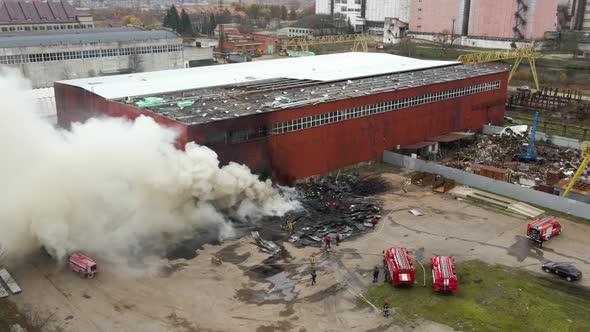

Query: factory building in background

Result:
[55,53,508,184]
[0,0,94,32]
[316,0,410,34]
[0,27,213,88]
[409,0,558,39]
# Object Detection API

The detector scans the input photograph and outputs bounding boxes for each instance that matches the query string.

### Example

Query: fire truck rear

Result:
[431,256,458,293]
[69,253,98,279]
[526,216,562,247]
[384,247,415,286]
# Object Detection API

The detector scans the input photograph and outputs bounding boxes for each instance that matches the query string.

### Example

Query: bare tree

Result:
[433,29,456,57]
[399,37,416,57]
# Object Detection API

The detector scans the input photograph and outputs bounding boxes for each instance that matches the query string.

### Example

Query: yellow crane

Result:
[562,142,590,198]
[285,34,370,54]
[457,47,541,90]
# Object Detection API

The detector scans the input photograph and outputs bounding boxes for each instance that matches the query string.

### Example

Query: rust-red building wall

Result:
[56,71,508,184]
[188,72,508,183]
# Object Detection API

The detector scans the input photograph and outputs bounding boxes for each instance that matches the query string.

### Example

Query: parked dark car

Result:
[542,262,582,282]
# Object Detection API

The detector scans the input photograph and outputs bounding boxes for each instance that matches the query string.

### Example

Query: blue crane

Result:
[519,111,540,161]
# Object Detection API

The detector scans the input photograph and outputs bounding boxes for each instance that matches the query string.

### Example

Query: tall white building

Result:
[316,0,410,34]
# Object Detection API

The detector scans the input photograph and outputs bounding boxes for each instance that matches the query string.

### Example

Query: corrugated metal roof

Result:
[0,27,178,48]
[58,53,459,99]
[0,0,82,25]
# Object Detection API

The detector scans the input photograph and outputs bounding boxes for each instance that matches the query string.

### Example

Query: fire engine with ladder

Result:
[526,216,562,247]
[431,256,458,293]
[384,247,415,286]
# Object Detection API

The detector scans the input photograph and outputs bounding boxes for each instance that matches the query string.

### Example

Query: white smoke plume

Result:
[0,68,298,268]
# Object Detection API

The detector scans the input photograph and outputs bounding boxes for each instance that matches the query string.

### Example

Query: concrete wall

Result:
[1,40,212,88]
[408,33,533,49]
[531,0,559,39]
[468,0,557,39]
[468,0,517,39]
[409,0,465,35]
[366,0,410,23]
[383,151,590,219]
[315,0,331,15]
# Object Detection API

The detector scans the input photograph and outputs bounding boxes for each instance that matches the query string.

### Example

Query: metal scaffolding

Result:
[456,47,541,90]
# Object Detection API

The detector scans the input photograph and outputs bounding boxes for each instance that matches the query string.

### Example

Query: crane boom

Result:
[519,111,539,161]
[457,47,541,90]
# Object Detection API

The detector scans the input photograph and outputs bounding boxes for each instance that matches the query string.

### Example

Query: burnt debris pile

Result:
[284,174,389,247]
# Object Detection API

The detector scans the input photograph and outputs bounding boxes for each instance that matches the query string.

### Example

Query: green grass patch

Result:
[365,260,590,331]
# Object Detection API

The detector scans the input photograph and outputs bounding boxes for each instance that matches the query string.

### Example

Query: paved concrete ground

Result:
[7,172,590,331]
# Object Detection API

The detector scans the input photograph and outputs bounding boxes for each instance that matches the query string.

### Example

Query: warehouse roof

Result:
[0,27,178,48]
[58,53,458,99]
[106,59,507,126]
[0,0,85,25]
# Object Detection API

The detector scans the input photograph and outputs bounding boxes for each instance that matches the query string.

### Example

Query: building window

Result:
[268,80,501,137]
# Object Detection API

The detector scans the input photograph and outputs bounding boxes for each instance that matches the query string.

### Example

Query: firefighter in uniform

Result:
[287,219,295,235]
[383,299,390,318]
[310,253,317,267]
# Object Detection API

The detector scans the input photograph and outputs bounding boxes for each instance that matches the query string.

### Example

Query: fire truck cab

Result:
[526,216,561,247]
[69,253,98,279]
[384,247,415,286]
[431,256,458,293]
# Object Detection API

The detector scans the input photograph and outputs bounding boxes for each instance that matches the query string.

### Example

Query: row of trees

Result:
[162,5,193,35]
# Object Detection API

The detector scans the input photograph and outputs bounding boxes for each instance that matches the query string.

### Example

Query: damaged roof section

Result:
[114,64,506,126]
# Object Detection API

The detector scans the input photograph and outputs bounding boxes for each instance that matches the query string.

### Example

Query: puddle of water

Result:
[266,272,297,302]
[507,236,544,262]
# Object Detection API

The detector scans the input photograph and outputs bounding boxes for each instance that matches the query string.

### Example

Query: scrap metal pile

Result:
[285,174,390,247]
[440,133,583,185]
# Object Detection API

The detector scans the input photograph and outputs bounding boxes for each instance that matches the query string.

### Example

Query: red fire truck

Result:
[384,247,415,286]
[69,253,98,279]
[431,256,458,293]
[526,216,562,247]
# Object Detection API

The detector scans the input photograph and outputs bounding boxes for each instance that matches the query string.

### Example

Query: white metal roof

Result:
[57,52,458,100]
[27,87,57,124]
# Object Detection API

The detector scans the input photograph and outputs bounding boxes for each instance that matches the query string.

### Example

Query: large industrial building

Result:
[55,53,508,184]
[570,0,590,31]
[409,0,558,40]
[0,27,213,88]
[316,0,410,34]
[0,0,94,32]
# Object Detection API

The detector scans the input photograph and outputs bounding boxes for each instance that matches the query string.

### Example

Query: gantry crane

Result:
[562,143,590,198]
[284,34,370,55]
[457,47,541,90]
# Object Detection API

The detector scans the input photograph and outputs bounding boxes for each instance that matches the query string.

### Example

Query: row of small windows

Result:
[270,80,501,135]
[288,28,311,34]
[0,24,93,32]
[0,44,183,65]
[334,0,361,4]
[206,80,501,146]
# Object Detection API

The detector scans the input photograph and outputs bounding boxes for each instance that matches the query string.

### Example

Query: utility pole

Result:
[451,17,456,46]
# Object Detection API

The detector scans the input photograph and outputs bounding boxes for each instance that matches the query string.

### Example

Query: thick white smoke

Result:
[0,68,298,268]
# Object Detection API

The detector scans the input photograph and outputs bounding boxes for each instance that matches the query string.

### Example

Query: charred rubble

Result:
[283,175,390,247]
